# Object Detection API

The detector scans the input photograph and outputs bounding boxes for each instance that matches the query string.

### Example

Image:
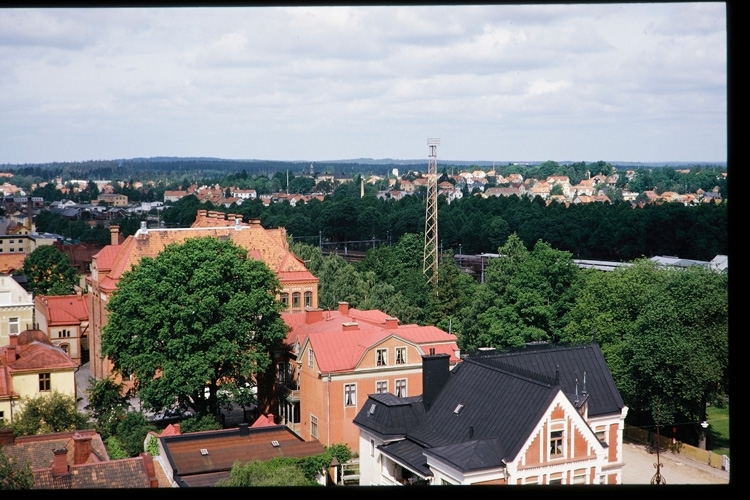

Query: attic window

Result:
[200,448,209,456]
[271,440,280,447]
[454,404,464,415]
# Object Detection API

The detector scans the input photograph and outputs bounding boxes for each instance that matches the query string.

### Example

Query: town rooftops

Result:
[159,424,326,487]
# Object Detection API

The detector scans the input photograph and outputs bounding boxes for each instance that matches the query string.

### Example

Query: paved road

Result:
[622,440,729,484]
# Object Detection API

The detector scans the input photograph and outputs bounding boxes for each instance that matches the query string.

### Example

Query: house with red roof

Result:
[0,330,77,426]
[34,292,89,365]
[86,211,318,388]
[0,428,161,488]
[277,302,460,451]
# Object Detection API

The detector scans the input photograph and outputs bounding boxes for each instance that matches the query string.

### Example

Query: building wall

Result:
[0,276,34,347]
[12,369,75,401]
[299,339,428,450]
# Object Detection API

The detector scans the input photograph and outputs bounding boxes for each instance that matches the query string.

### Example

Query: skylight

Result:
[454,404,464,415]
[200,448,209,456]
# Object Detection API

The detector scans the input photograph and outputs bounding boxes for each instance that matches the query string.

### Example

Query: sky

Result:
[0,4,727,165]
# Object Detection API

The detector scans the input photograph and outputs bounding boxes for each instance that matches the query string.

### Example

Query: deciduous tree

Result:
[21,245,78,296]
[101,237,287,418]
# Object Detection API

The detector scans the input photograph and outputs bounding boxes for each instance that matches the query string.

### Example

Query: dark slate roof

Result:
[378,438,433,478]
[352,393,424,441]
[425,437,507,473]
[471,343,625,417]
[407,358,559,463]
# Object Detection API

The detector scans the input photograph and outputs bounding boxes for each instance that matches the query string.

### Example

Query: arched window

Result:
[292,292,301,309]
[304,291,312,308]
[280,293,289,308]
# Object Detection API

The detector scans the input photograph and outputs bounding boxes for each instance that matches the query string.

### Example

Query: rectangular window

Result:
[395,379,407,398]
[310,415,318,439]
[304,291,312,308]
[550,429,564,458]
[39,373,51,392]
[308,348,314,368]
[0,411,4,425]
[376,380,388,394]
[9,317,19,335]
[395,347,406,365]
[345,384,356,406]
[376,348,387,366]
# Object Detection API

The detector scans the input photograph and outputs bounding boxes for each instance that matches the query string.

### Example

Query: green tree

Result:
[111,411,155,458]
[0,449,34,490]
[21,245,78,296]
[85,376,131,439]
[12,391,88,437]
[218,458,318,487]
[102,237,287,418]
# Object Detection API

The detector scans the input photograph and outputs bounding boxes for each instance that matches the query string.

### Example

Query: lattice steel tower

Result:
[423,138,440,288]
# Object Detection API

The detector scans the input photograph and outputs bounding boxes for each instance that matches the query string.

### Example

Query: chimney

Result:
[267,414,275,424]
[140,221,148,235]
[239,423,249,437]
[139,453,159,488]
[109,225,120,246]
[342,322,359,331]
[173,423,180,434]
[305,307,324,324]
[8,334,18,347]
[338,302,349,316]
[52,448,69,476]
[421,352,450,411]
[0,429,14,446]
[384,317,399,330]
[73,432,92,465]
[234,217,242,231]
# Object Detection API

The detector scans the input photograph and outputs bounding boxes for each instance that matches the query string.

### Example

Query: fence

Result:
[624,425,729,473]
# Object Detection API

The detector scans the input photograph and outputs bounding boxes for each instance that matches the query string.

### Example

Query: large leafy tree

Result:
[12,391,88,437]
[21,245,78,296]
[101,237,288,418]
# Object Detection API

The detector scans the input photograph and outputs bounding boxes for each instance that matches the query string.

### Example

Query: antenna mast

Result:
[423,138,440,288]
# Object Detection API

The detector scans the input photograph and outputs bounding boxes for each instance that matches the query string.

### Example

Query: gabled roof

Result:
[35,294,89,326]
[1,430,108,469]
[1,335,76,375]
[357,343,624,475]
[32,454,158,489]
[290,308,459,373]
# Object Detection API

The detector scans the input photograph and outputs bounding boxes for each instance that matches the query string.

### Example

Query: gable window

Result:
[304,291,312,308]
[308,348,314,368]
[395,347,406,365]
[376,348,387,366]
[310,415,318,439]
[550,424,564,459]
[344,384,356,406]
[395,379,407,398]
[292,292,301,309]
[9,317,19,335]
[39,373,51,392]
[376,380,388,394]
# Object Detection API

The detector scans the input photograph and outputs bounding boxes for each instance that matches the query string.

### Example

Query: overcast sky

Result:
[0,4,726,165]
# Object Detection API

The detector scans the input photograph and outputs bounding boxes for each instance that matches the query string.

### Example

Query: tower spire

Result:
[423,138,440,288]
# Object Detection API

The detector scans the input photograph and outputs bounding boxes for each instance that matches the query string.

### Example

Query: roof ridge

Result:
[467,357,557,387]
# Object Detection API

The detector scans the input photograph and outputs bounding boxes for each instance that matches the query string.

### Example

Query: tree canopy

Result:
[101,237,288,418]
[21,245,78,296]
[12,391,88,437]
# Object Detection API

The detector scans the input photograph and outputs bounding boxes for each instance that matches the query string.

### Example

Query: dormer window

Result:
[376,348,387,366]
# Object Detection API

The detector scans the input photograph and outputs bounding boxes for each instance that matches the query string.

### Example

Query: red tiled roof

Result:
[3,341,77,373]
[37,294,89,326]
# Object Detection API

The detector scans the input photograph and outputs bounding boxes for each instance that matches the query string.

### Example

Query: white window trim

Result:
[395,346,407,365]
[376,348,388,366]
[549,421,565,460]
[395,378,407,398]
[344,383,357,407]
[310,414,318,439]
[376,380,388,394]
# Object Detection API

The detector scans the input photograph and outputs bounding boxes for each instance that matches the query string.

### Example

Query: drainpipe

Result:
[327,373,331,447]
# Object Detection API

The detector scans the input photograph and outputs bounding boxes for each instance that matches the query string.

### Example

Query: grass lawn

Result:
[706,404,729,457]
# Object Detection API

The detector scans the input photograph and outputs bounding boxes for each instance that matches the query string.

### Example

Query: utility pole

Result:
[423,138,440,288]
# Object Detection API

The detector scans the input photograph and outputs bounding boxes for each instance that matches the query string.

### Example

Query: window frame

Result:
[344,383,357,407]
[395,346,407,365]
[304,291,312,308]
[376,380,388,394]
[9,317,20,335]
[280,292,289,308]
[292,292,301,309]
[395,379,407,398]
[308,348,314,368]
[549,423,565,459]
[39,372,51,392]
[376,348,387,366]
[310,414,318,439]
